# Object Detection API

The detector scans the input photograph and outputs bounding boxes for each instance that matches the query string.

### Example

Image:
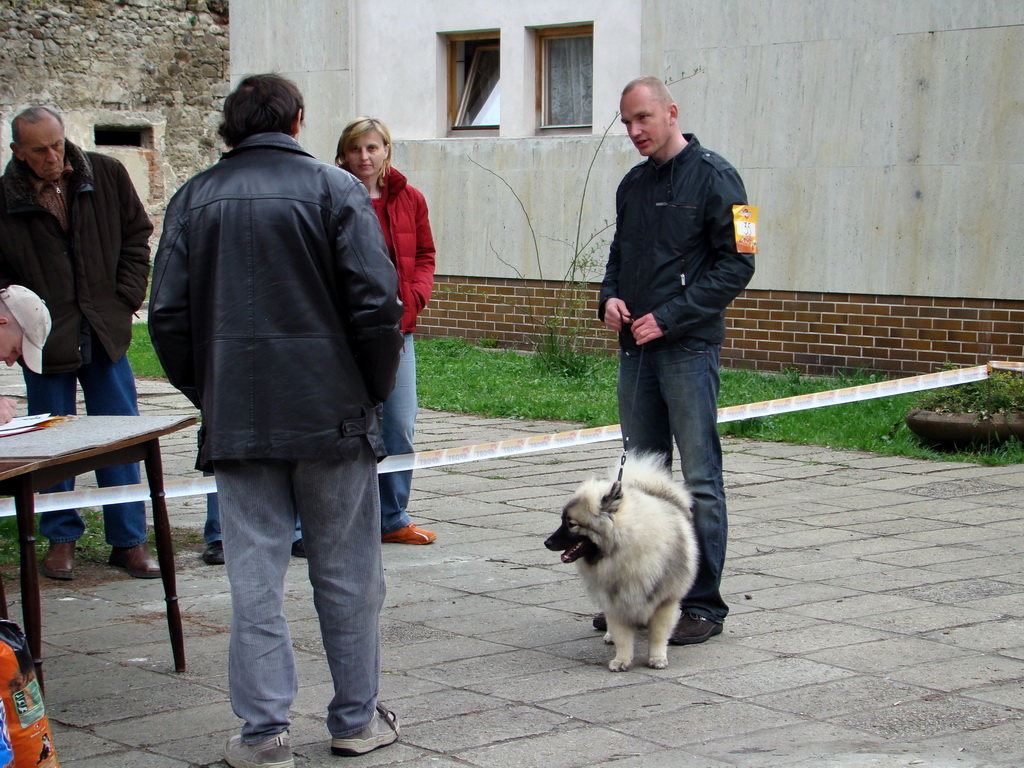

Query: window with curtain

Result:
[539,26,593,129]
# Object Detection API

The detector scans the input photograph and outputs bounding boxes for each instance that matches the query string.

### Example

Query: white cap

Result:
[0,285,52,373]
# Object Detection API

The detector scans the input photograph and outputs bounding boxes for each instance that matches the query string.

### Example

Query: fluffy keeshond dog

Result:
[545,453,698,672]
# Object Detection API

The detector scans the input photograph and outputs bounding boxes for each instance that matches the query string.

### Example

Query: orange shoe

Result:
[381,523,436,545]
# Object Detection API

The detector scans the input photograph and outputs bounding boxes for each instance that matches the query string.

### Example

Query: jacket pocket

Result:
[655,201,703,267]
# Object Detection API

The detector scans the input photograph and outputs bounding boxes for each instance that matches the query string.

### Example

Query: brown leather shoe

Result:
[40,541,76,580]
[108,544,161,579]
[669,613,723,645]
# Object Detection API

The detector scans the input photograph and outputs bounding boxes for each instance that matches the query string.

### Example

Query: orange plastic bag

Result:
[0,622,57,768]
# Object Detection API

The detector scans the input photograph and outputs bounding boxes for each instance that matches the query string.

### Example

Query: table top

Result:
[0,414,197,481]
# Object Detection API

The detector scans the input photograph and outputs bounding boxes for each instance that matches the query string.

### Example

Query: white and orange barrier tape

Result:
[2,361,1020,517]
[715,361,1021,423]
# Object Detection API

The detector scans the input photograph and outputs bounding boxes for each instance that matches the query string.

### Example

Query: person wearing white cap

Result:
[0,105,158,581]
[0,284,51,372]
[0,284,51,424]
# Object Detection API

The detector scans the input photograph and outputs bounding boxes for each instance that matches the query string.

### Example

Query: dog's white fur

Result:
[555,453,698,671]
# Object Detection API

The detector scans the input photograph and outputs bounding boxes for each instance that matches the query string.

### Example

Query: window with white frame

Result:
[447,32,500,130]
[537,25,593,129]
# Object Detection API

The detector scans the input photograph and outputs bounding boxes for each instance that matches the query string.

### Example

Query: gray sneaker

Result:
[330,705,400,756]
[223,732,294,768]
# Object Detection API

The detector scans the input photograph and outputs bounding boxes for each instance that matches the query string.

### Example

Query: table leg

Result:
[13,478,44,688]
[143,438,186,673]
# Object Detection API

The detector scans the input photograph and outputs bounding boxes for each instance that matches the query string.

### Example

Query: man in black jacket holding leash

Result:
[149,74,404,767]
[598,76,756,646]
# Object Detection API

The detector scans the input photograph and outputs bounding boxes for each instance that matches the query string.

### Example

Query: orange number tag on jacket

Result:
[732,205,758,254]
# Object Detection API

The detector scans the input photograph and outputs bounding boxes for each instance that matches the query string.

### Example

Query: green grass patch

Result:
[717,367,926,455]
[417,336,618,426]
[128,321,167,378]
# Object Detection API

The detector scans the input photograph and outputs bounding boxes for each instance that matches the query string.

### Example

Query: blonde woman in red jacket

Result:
[336,117,437,544]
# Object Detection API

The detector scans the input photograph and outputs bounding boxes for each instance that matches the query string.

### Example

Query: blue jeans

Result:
[215,448,384,741]
[23,351,147,548]
[617,338,729,623]
[379,333,417,534]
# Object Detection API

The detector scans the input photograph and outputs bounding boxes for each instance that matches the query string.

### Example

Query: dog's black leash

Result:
[617,343,645,484]
[616,443,628,484]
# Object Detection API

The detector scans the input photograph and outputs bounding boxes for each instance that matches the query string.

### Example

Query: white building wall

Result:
[230,0,355,166]
[646,0,1024,300]
[230,0,1024,300]
[349,0,638,139]
[231,0,640,283]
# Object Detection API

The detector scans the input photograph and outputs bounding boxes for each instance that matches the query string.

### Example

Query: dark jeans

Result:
[617,338,729,623]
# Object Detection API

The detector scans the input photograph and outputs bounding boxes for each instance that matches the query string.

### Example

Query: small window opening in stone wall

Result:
[94,126,152,148]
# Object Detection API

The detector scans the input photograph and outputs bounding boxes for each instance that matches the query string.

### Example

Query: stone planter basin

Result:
[905,409,1024,447]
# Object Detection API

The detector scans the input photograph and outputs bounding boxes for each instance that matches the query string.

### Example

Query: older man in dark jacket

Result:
[149,74,404,768]
[0,105,158,581]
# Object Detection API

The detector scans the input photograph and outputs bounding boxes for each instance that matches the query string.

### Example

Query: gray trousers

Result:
[215,442,385,742]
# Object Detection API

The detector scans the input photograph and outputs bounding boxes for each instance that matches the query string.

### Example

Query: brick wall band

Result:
[417,275,1024,376]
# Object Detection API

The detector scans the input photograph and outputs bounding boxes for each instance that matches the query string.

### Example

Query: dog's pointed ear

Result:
[600,481,623,515]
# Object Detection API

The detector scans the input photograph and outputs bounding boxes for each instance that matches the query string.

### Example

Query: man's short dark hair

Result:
[11,106,64,146]
[218,74,304,148]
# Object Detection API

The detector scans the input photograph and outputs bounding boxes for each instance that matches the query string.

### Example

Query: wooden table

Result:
[0,414,197,686]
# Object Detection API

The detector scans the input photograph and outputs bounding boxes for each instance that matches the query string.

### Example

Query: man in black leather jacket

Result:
[149,74,404,767]
[598,76,756,647]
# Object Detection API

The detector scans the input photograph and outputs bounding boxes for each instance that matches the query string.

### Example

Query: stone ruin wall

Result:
[0,0,231,228]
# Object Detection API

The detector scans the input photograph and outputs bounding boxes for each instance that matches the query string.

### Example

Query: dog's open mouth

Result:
[561,540,596,563]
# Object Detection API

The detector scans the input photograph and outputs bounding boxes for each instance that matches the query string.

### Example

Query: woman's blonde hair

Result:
[335,116,393,189]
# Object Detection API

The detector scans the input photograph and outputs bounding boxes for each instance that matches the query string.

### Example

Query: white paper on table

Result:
[0,413,56,438]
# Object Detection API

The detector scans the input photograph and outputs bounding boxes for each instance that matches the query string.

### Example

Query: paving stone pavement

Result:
[1,363,1023,767]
